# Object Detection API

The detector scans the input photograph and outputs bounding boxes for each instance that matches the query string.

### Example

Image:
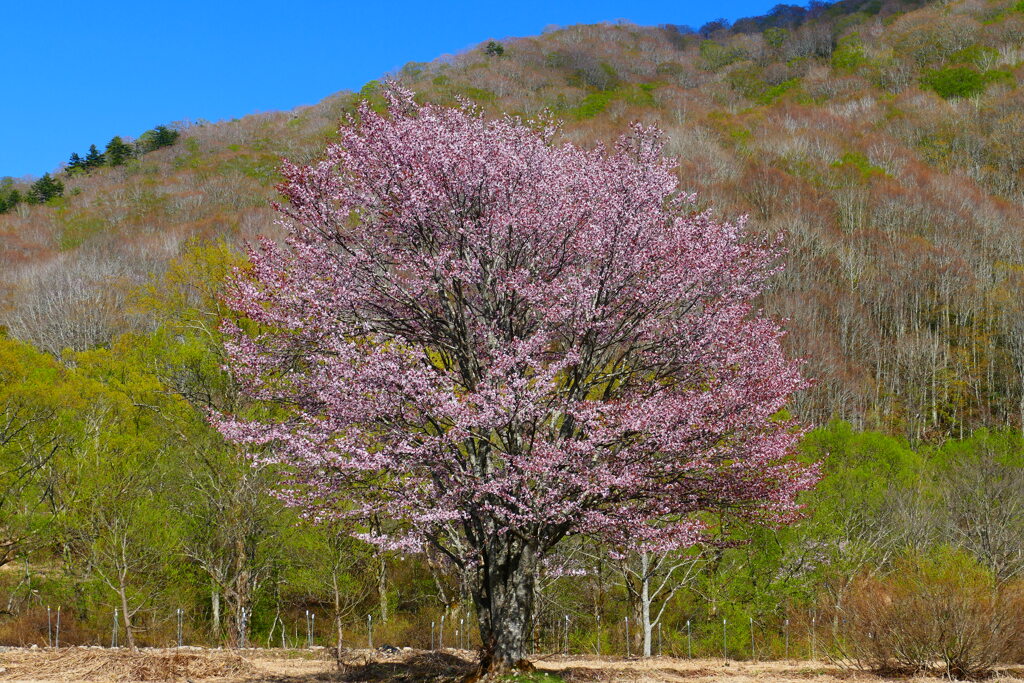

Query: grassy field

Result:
[1,647,1023,682]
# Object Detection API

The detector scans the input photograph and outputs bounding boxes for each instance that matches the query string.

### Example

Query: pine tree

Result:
[26,174,64,204]
[138,125,180,153]
[105,136,134,167]
[66,152,85,175]
[84,144,104,169]
[0,178,21,214]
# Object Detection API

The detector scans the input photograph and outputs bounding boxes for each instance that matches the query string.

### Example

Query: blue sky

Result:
[2,1,782,178]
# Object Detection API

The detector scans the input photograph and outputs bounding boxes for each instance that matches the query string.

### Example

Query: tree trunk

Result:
[332,569,346,673]
[472,541,538,674]
[212,587,221,637]
[640,552,653,657]
[377,554,389,624]
[118,580,136,651]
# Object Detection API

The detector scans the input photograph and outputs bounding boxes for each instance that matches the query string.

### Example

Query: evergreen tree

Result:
[137,125,179,153]
[84,144,104,169]
[26,173,64,204]
[0,178,21,214]
[104,136,134,167]
[66,152,85,175]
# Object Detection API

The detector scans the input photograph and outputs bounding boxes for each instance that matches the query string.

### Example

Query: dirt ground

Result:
[0,647,1022,683]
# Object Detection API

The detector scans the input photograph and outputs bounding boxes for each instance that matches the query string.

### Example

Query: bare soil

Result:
[0,647,1021,683]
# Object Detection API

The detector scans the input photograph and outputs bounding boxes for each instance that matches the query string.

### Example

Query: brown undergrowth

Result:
[0,647,253,681]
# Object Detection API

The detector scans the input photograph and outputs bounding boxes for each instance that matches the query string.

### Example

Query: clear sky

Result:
[2,1,783,178]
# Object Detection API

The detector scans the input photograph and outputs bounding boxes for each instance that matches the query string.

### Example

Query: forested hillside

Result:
[2,0,1024,669]
[4,0,1024,440]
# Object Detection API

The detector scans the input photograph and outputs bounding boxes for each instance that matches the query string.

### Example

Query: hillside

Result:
[3,0,1024,444]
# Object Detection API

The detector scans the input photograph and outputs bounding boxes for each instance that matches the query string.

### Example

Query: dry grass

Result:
[0,647,252,681]
[0,648,1022,683]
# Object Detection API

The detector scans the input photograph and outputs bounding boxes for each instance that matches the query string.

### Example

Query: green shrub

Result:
[700,40,742,70]
[569,91,616,119]
[832,151,890,179]
[764,27,789,49]
[921,66,988,98]
[58,211,106,250]
[728,68,800,104]
[832,35,868,71]
[948,44,999,68]
[760,78,800,103]
[457,86,496,102]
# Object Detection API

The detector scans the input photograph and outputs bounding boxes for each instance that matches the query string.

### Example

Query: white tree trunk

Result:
[640,552,653,657]
[212,587,221,636]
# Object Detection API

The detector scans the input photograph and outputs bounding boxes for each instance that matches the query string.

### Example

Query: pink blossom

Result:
[215,86,815,668]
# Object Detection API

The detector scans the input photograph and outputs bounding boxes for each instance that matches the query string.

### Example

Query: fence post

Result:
[686,619,692,659]
[722,618,727,660]
[112,608,118,648]
[625,617,630,657]
[785,619,789,660]
[367,614,373,649]
[750,616,755,662]
[658,622,662,657]
[47,606,52,648]
[431,621,435,650]
[595,614,601,655]
[810,615,816,661]
[439,614,445,649]
[177,608,183,648]
[55,607,60,649]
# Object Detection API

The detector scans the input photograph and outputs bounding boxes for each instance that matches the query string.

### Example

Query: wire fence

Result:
[32,603,840,661]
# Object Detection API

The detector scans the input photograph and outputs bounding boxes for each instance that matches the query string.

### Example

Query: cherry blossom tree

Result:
[217,87,815,673]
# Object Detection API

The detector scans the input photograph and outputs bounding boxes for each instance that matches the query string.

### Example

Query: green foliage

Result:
[0,177,21,214]
[137,125,181,154]
[831,151,890,179]
[104,136,135,167]
[26,173,64,204]
[566,83,657,120]
[700,40,742,70]
[357,79,388,112]
[949,44,999,68]
[56,210,107,250]
[831,35,868,71]
[457,86,497,102]
[172,138,203,170]
[728,67,801,104]
[66,152,85,175]
[217,153,281,183]
[570,91,617,119]
[484,40,505,57]
[83,144,104,169]
[920,66,1012,99]
[764,27,789,49]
